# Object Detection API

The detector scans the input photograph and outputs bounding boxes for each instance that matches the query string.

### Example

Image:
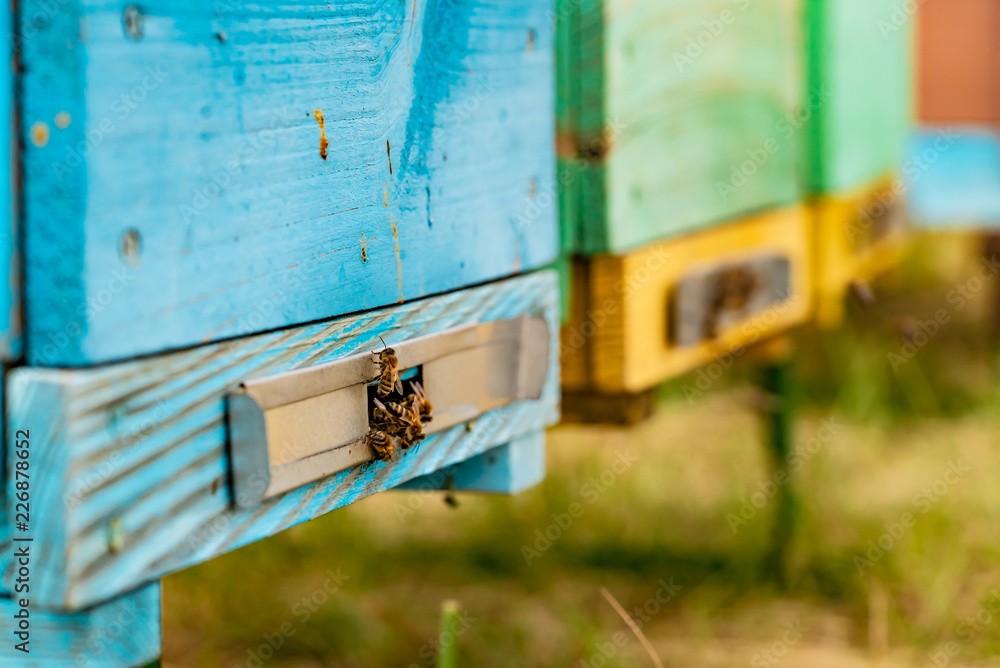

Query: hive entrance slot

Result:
[365,365,433,461]
[366,365,424,414]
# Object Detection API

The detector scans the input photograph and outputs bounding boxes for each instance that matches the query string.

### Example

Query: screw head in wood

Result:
[107,518,125,553]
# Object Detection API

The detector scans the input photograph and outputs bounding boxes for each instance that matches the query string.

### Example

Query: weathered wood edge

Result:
[20,0,88,364]
[7,271,560,612]
[0,584,161,667]
[0,0,19,361]
[396,431,547,496]
[21,0,558,367]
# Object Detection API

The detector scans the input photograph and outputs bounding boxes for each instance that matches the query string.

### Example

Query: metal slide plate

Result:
[228,315,550,507]
[672,255,792,348]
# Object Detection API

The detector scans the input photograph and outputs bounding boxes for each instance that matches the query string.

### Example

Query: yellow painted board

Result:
[813,176,911,327]
[569,206,813,394]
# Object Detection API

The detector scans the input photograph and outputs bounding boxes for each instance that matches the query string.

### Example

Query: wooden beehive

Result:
[559,0,805,255]
[0,2,562,664]
[21,0,558,367]
[805,0,913,322]
[804,0,913,196]
[563,207,814,413]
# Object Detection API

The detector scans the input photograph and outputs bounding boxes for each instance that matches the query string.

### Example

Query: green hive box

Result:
[558,0,805,256]
[805,0,913,196]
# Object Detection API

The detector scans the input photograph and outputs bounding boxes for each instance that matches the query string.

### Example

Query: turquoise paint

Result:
[0,377,7,597]
[0,584,160,667]
[397,432,547,495]
[20,0,557,366]
[0,1,17,361]
[906,126,1000,229]
[6,271,560,612]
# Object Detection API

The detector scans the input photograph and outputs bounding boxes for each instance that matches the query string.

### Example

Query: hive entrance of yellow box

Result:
[670,255,792,348]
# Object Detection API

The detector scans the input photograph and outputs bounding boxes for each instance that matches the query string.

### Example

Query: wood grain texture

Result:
[569,207,812,392]
[5,271,560,612]
[0,584,161,667]
[21,0,557,366]
[0,379,7,597]
[0,0,19,361]
[907,127,1000,229]
[805,0,913,195]
[396,431,546,495]
[560,0,804,254]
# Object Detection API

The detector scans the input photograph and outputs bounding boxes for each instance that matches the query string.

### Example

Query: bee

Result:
[372,397,397,426]
[372,398,424,451]
[849,280,875,307]
[407,380,433,424]
[373,335,403,398]
[372,398,407,431]
[443,475,459,508]
[365,429,396,463]
[704,267,759,339]
[398,418,426,451]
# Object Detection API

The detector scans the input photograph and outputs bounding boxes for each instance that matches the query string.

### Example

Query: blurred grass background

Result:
[163,232,1000,668]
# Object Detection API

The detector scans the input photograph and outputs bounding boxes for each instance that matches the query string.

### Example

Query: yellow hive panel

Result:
[813,177,911,328]
[576,206,813,393]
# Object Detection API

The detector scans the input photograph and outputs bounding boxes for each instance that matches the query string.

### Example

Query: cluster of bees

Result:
[364,338,434,463]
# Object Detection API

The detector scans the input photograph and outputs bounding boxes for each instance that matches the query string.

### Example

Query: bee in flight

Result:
[373,335,403,398]
[443,475,459,508]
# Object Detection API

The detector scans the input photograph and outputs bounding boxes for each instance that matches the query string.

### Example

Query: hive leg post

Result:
[758,350,797,587]
[0,582,161,667]
[396,431,546,496]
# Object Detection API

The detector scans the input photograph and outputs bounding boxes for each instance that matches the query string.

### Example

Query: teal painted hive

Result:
[805,0,914,196]
[558,0,806,255]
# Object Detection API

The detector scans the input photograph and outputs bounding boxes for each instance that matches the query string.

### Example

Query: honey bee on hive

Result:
[373,336,403,397]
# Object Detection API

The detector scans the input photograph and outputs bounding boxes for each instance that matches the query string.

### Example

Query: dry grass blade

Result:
[600,587,664,668]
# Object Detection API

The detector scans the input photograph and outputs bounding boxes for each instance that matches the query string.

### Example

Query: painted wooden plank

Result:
[560,0,804,254]
[5,271,560,612]
[814,178,910,327]
[0,584,160,667]
[396,431,546,496]
[906,127,1000,229]
[561,388,655,425]
[805,0,913,195]
[21,0,557,366]
[0,0,18,361]
[0,376,8,597]
[917,0,1000,126]
[566,206,812,393]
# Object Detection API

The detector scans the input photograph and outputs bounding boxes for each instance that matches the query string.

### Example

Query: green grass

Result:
[164,233,1000,668]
